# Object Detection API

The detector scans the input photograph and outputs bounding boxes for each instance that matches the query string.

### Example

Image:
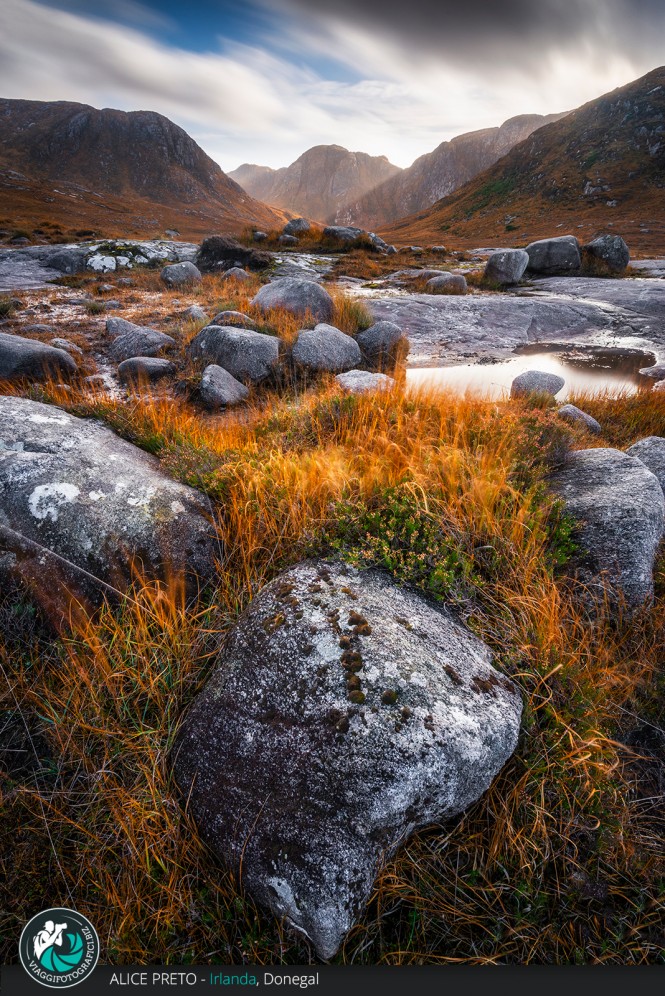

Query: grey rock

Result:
[20,324,54,336]
[426,273,467,294]
[196,236,272,274]
[209,311,257,329]
[526,236,581,275]
[48,248,88,275]
[108,321,175,363]
[550,448,665,609]
[188,326,280,384]
[292,324,361,373]
[278,235,299,246]
[639,363,665,379]
[510,370,565,399]
[252,278,334,323]
[557,404,601,434]
[335,370,395,393]
[283,218,311,236]
[116,277,134,287]
[356,321,409,371]
[117,357,176,384]
[652,380,665,392]
[172,559,522,960]
[253,231,268,242]
[160,261,202,288]
[484,249,529,285]
[199,364,249,409]
[584,234,630,273]
[0,396,218,613]
[183,305,209,322]
[323,225,365,242]
[0,332,78,382]
[220,266,251,282]
[97,283,115,294]
[49,338,84,357]
[626,437,665,494]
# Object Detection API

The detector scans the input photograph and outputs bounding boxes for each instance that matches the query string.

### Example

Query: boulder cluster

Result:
[483,233,630,285]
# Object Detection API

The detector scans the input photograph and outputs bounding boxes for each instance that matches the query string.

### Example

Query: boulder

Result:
[0,396,218,614]
[196,236,272,273]
[653,380,665,392]
[356,321,409,372]
[20,324,54,336]
[283,218,311,236]
[484,249,529,285]
[549,448,664,609]
[0,332,78,382]
[426,273,467,295]
[117,357,176,385]
[638,363,665,380]
[172,559,522,960]
[335,370,395,394]
[510,370,565,399]
[107,320,175,363]
[584,234,629,273]
[557,404,601,434]
[323,225,364,243]
[188,326,280,384]
[160,261,202,288]
[183,305,209,322]
[626,437,665,494]
[278,235,299,246]
[253,231,268,242]
[526,236,581,276]
[209,311,257,329]
[220,266,251,282]
[50,338,83,357]
[199,364,249,409]
[48,248,88,275]
[252,278,334,323]
[292,324,361,373]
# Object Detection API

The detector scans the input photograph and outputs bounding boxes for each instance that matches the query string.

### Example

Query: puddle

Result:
[406,344,658,399]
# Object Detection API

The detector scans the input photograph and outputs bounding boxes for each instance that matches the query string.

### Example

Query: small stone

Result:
[183,305,209,322]
[335,370,395,394]
[199,364,250,409]
[220,266,251,282]
[117,357,176,384]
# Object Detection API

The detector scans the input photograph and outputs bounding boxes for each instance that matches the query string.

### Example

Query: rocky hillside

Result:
[229,145,401,225]
[348,113,566,230]
[0,99,286,240]
[381,67,665,253]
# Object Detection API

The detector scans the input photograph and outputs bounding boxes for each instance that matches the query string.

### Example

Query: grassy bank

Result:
[1,366,664,964]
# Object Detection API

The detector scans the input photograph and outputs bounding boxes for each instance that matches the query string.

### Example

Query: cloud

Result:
[0,0,661,172]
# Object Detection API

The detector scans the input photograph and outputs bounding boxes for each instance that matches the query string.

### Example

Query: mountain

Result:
[229,145,402,225]
[380,67,665,254]
[0,99,286,240]
[347,113,567,230]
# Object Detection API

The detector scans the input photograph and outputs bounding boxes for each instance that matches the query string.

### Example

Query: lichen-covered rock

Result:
[278,234,299,246]
[172,560,522,960]
[0,396,218,615]
[188,326,280,384]
[292,324,361,373]
[356,320,409,371]
[252,278,334,323]
[584,234,629,273]
[183,305,209,322]
[484,249,529,285]
[160,261,202,287]
[220,266,251,282]
[0,332,78,382]
[335,370,395,393]
[510,369,565,399]
[199,364,249,409]
[549,448,664,609]
[107,320,175,363]
[639,363,665,380]
[557,404,601,434]
[117,356,176,385]
[626,437,665,494]
[283,218,311,236]
[209,311,257,329]
[526,236,581,276]
[426,273,467,294]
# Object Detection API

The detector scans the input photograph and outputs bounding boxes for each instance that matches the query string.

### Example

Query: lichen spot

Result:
[28,482,81,522]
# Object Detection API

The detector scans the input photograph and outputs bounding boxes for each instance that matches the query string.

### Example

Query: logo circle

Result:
[19,908,99,989]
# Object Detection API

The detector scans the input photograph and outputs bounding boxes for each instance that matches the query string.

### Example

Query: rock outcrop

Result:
[173,560,523,959]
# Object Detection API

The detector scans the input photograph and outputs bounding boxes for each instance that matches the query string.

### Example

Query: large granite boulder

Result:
[117,357,175,385]
[526,236,581,276]
[0,397,218,615]
[160,261,202,288]
[106,318,175,363]
[626,437,665,494]
[356,321,409,371]
[188,326,280,384]
[549,448,664,609]
[195,236,272,273]
[484,249,529,285]
[283,218,311,236]
[426,273,467,294]
[584,234,629,273]
[510,370,565,399]
[173,559,523,959]
[199,364,249,409]
[0,333,78,382]
[252,278,334,323]
[292,324,361,373]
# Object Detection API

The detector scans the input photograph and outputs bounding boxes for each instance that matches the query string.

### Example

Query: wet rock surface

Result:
[173,559,522,960]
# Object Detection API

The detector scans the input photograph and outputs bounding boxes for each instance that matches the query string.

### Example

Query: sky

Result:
[0,0,664,172]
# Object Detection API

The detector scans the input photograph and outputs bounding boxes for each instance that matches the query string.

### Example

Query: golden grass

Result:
[1,376,664,965]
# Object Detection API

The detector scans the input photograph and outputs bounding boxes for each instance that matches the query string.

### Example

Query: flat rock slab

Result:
[173,559,522,959]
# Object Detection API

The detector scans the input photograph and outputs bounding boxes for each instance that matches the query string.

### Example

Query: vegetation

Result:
[1,350,664,964]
